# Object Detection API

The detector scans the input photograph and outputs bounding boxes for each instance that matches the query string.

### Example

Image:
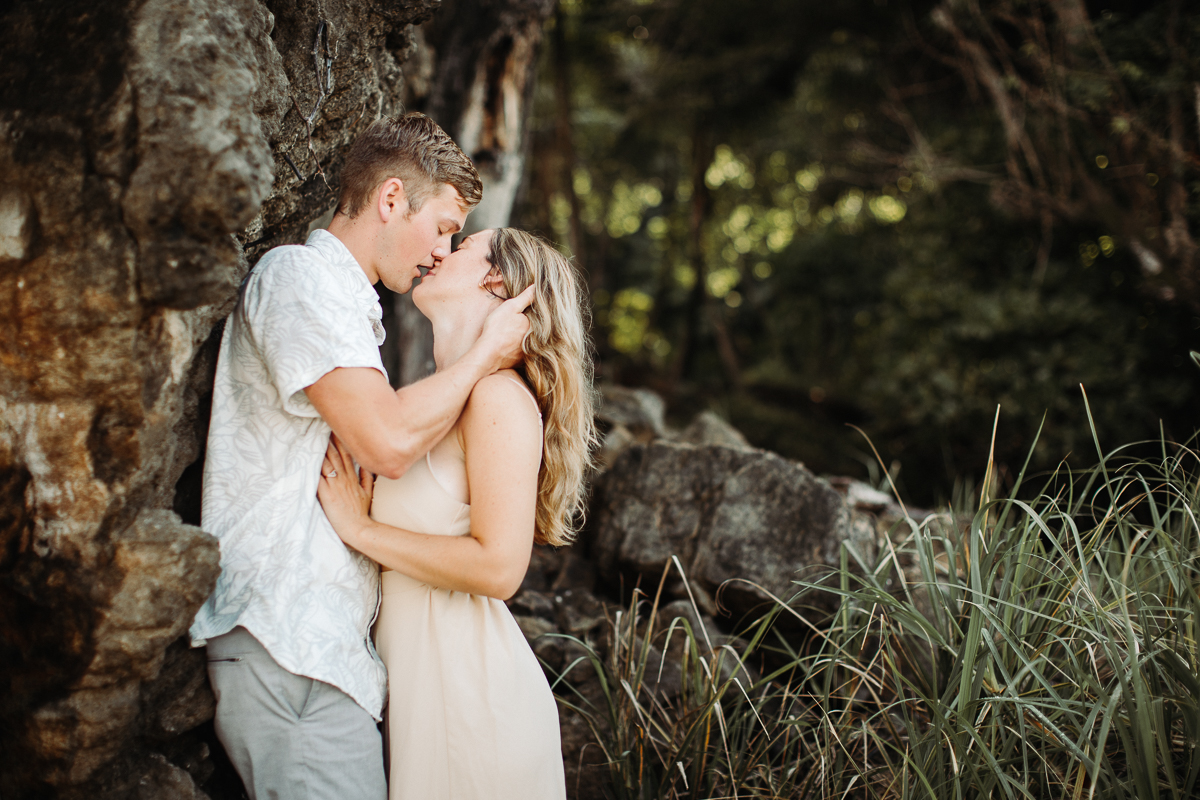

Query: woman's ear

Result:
[479,268,508,299]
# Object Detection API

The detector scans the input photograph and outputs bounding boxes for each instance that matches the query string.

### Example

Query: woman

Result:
[317,228,595,800]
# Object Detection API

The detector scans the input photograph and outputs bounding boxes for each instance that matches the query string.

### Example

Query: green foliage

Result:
[518,0,1200,503]
[738,182,1200,499]
[552,432,1200,798]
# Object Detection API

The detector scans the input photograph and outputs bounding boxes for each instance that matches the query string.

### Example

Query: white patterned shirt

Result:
[190,229,387,719]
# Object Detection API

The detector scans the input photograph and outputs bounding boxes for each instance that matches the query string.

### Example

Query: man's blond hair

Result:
[336,113,482,219]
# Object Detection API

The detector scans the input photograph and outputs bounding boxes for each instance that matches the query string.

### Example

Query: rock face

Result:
[593,384,671,471]
[586,441,877,622]
[681,410,753,451]
[0,1,441,796]
[597,385,669,440]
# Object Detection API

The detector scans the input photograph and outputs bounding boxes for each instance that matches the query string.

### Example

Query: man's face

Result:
[378,182,468,293]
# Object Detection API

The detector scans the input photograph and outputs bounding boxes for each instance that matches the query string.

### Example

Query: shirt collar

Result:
[306,229,380,314]
[306,229,386,344]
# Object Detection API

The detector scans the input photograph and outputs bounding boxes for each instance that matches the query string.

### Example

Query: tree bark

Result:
[932,0,1199,308]
[671,126,716,387]
[385,0,556,386]
[553,5,586,270]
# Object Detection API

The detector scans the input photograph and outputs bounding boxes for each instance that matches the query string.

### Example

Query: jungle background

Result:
[506,0,1200,506]
[2,0,1199,797]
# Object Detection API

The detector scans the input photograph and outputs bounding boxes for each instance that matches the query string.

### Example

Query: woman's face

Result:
[411,229,498,313]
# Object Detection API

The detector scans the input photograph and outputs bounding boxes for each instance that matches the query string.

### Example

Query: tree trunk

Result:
[671,126,715,387]
[383,0,556,385]
[553,5,586,270]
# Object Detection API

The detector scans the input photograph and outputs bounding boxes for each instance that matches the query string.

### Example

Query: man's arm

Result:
[304,285,535,479]
[318,374,541,599]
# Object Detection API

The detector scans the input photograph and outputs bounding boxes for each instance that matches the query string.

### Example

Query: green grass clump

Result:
[553,434,1200,799]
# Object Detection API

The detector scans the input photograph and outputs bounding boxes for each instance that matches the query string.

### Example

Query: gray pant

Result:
[206,627,386,800]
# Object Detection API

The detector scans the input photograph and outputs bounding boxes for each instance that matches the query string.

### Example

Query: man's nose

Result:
[431,240,451,259]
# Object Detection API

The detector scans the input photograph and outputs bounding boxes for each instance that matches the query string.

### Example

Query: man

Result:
[189,114,532,800]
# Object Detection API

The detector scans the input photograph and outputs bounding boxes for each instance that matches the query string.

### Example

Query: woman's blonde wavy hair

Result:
[484,228,598,546]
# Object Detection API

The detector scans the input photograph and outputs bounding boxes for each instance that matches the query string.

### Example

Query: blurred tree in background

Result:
[514,0,1200,505]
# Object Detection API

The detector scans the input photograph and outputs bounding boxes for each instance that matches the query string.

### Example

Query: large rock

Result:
[592,386,670,474]
[680,410,752,450]
[596,385,668,440]
[586,441,877,623]
[0,1,440,796]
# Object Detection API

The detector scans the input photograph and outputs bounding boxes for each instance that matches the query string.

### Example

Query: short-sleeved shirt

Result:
[189,229,388,719]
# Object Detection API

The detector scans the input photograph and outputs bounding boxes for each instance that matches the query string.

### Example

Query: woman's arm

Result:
[317,372,543,600]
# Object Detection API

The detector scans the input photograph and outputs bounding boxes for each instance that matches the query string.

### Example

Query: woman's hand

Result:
[317,434,375,549]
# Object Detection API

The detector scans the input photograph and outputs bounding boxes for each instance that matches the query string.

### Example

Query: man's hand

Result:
[476,284,536,371]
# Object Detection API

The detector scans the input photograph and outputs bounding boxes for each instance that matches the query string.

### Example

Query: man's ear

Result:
[377,178,408,222]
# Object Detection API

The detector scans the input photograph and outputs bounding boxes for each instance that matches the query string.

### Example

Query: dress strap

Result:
[507,377,542,420]
[425,450,444,487]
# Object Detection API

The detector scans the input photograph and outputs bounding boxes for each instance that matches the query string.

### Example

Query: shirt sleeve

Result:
[243,250,386,418]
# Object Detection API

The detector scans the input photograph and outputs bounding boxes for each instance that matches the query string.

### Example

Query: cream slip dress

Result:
[370,380,566,800]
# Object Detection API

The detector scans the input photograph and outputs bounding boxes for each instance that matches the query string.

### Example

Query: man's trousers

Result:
[206,626,386,800]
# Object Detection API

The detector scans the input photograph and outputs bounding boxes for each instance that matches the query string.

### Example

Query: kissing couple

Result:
[189,112,593,800]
